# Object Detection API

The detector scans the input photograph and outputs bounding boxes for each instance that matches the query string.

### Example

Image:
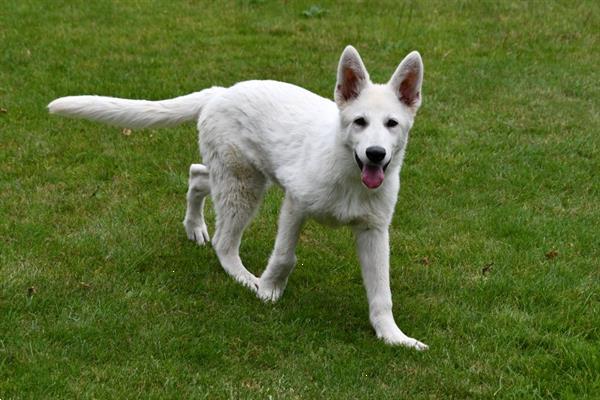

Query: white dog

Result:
[48,46,427,350]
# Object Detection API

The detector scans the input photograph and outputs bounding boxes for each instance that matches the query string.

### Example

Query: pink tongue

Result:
[361,165,385,189]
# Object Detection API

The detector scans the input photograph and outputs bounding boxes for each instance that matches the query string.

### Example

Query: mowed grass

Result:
[1,0,599,398]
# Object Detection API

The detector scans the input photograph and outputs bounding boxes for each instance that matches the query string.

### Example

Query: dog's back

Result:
[198,80,340,189]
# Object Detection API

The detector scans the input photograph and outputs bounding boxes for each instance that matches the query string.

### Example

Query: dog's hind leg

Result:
[210,167,267,293]
[183,164,211,245]
[257,195,305,302]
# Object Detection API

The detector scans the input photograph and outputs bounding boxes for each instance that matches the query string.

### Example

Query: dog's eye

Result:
[385,119,399,128]
[353,117,367,127]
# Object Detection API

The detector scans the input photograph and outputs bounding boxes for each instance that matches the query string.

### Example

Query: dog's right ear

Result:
[335,46,370,108]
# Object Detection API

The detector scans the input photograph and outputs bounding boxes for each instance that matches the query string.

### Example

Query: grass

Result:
[1,0,599,398]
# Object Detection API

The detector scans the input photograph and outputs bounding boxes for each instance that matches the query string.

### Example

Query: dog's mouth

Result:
[354,152,390,189]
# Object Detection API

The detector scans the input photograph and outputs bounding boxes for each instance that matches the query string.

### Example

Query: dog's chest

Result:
[307,186,396,228]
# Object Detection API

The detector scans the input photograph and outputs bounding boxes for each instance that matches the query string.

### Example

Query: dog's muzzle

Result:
[354,151,390,189]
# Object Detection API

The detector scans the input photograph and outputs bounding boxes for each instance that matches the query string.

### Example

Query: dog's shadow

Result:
[172,216,372,345]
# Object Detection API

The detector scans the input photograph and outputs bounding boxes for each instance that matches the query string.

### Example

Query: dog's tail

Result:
[47,86,225,129]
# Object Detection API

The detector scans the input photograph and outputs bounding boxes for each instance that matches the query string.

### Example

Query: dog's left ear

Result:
[388,51,423,112]
[335,46,370,108]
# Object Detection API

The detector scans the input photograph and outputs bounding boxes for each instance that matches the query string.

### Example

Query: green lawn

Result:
[1,1,599,398]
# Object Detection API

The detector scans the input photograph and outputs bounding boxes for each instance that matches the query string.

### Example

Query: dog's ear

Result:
[388,51,423,112]
[335,45,370,107]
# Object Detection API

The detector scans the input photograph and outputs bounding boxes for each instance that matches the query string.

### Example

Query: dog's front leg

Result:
[354,226,428,350]
[257,195,305,302]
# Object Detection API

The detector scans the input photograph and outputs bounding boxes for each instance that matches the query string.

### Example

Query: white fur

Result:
[48,46,427,350]
[48,88,225,128]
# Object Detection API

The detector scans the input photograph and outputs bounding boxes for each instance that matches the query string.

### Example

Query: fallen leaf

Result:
[0,107,7,113]
[89,185,100,198]
[27,286,36,297]
[419,256,431,266]
[79,282,92,289]
[481,263,493,275]
[242,379,260,390]
[545,249,558,260]
[122,128,132,136]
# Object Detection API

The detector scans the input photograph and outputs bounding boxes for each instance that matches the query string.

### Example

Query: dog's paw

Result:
[374,322,429,350]
[256,279,287,303]
[183,220,210,246]
[381,333,429,351]
[235,273,260,294]
[389,337,429,351]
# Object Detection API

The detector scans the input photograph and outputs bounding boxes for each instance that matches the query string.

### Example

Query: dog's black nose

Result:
[366,146,386,163]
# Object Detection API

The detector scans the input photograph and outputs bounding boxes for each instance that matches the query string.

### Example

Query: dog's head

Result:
[335,46,423,189]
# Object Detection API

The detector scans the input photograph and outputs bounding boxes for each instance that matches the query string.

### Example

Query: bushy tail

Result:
[47,86,225,129]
